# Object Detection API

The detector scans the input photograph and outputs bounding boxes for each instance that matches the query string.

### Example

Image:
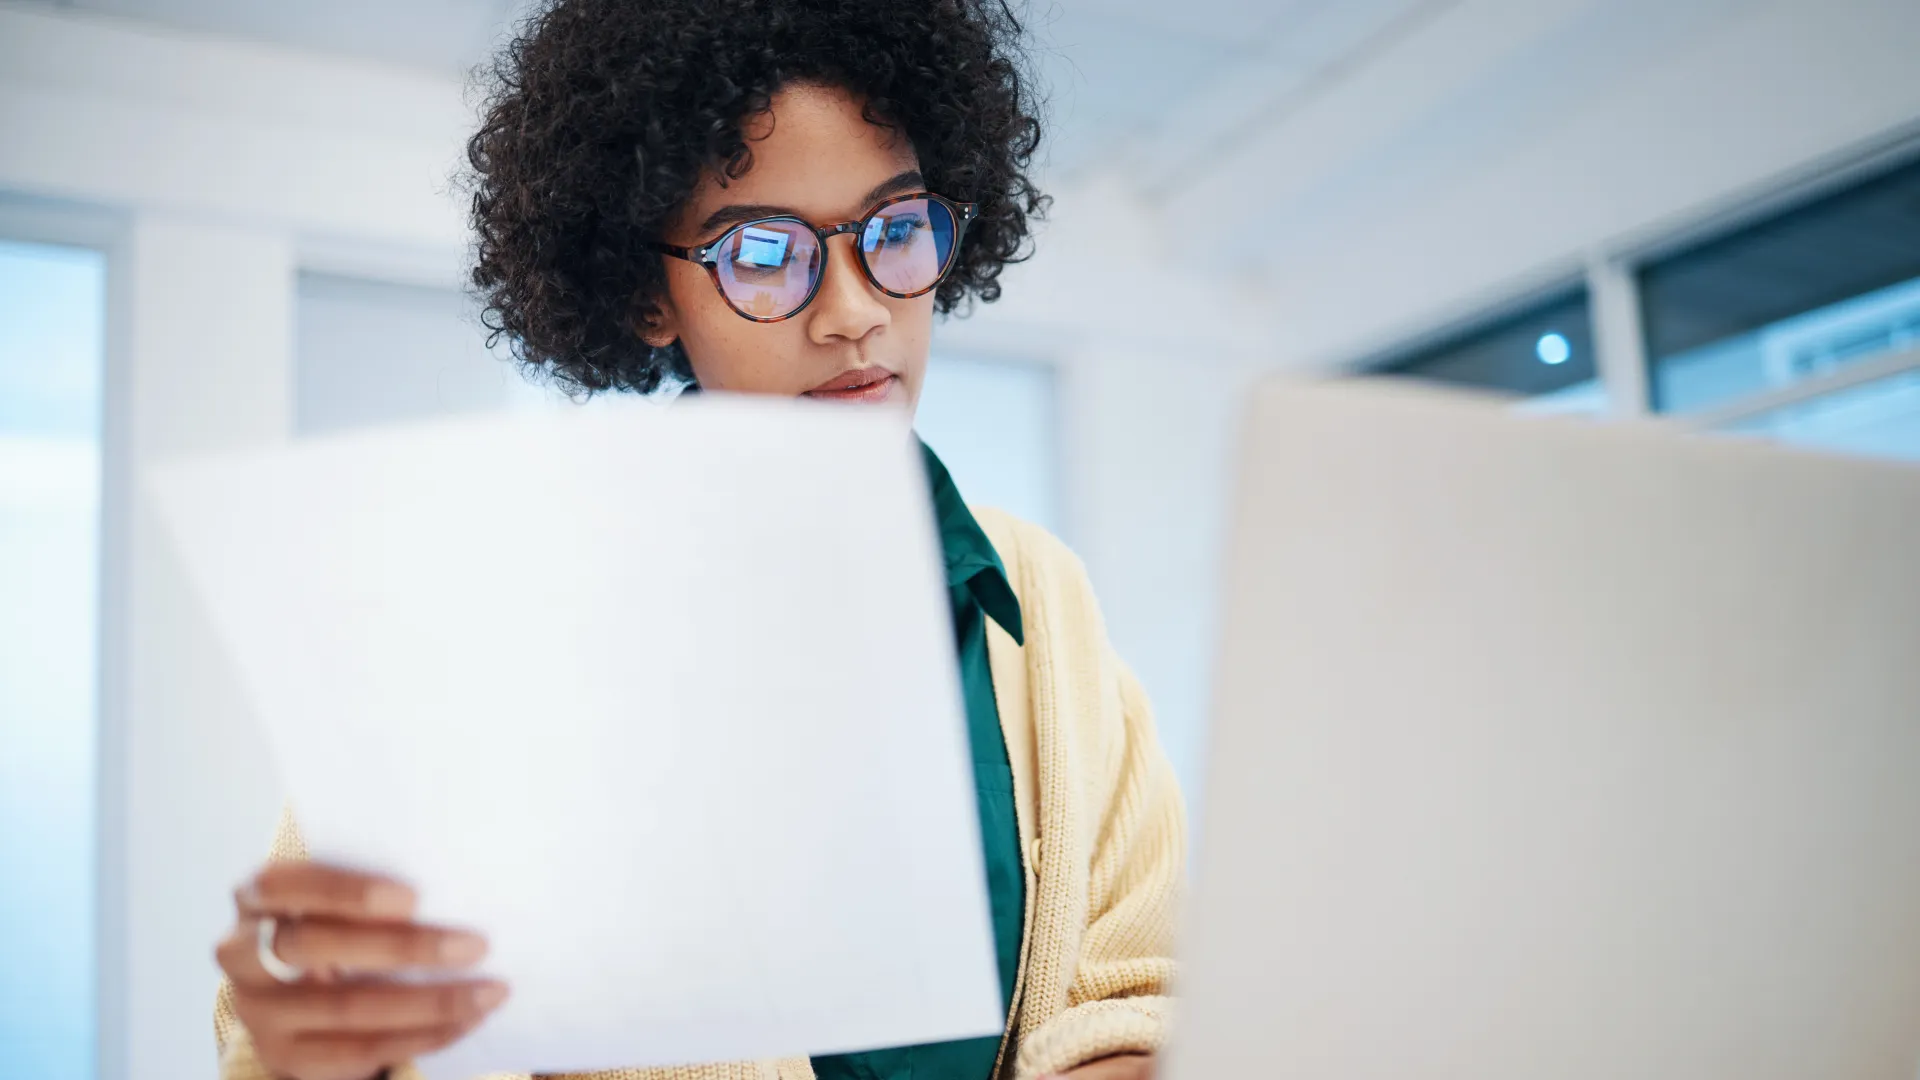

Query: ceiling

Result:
[1022,0,1428,176]
[18,0,1428,179]
[27,0,533,76]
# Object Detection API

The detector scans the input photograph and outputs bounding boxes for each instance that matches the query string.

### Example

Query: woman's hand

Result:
[1044,1052,1156,1080]
[215,861,509,1080]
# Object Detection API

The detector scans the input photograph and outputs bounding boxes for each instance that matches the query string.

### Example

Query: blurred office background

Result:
[3,0,1919,1076]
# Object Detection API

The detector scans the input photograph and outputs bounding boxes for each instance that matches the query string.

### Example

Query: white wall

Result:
[0,3,471,252]
[117,218,293,1080]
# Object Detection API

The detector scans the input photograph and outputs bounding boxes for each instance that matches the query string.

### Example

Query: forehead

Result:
[680,83,921,225]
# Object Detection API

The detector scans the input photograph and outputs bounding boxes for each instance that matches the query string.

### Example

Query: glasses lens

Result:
[713,220,821,319]
[860,198,957,296]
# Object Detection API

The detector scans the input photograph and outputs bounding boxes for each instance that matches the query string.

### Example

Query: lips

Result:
[804,367,899,403]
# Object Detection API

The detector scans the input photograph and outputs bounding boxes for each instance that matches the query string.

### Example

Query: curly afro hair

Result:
[465,0,1049,395]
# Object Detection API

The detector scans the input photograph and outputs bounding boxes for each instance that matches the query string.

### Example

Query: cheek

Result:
[684,323,812,395]
[890,296,935,408]
[668,267,809,394]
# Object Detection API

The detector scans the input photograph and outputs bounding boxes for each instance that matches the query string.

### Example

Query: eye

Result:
[863,213,926,252]
[885,214,925,243]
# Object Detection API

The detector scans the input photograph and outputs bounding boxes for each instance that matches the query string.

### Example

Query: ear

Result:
[636,296,680,350]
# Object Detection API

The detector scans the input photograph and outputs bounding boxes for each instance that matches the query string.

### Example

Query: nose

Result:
[806,232,891,346]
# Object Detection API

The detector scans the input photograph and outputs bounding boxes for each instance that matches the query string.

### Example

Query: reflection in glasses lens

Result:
[708,197,963,320]
[715,220,820,320]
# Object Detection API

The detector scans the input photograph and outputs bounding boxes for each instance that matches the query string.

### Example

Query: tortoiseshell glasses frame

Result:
[649,192,978,323]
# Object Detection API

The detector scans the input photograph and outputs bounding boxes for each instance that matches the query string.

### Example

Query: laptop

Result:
[1169,381,1920,1080]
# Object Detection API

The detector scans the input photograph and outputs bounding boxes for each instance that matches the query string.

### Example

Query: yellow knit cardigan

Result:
[216,509,1188,1080]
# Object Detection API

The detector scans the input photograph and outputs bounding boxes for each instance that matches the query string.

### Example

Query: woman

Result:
[211,2,1185,1079]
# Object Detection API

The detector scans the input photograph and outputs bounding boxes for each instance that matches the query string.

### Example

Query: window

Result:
[1721,369,1920,461]
[1374,288,1602,412]
[296,271,532,435]
[1645,155,1920,418]
[0,238,106,1080]
[1353,141,1920,462]
[913,354,1062,536]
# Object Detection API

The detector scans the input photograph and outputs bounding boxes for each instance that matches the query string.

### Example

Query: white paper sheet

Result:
[145,396,1003,1079]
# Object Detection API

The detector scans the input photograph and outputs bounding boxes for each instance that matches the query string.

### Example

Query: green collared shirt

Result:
[810,442,1027,1080]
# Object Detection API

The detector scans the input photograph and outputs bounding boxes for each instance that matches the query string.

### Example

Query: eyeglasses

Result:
[650,192,978,323]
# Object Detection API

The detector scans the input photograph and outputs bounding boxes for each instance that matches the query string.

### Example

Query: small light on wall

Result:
[1535,332,1572,366]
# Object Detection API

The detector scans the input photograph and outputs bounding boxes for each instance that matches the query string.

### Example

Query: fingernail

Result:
[438,931,488,966]
[366,882,416,919]
[471,983,509,1011]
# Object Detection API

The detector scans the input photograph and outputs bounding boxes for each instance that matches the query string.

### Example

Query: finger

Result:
[272,916,489,975]
[1047,1054,1156,1080]
[265,979,509,1034]
[216,916,317,988]
[220,915,338,989]
[237,863,417,922]
[219,915,487,988]
[274,1022,477,1080]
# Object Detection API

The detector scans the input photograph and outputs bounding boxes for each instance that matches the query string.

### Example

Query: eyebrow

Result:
[693,169,927,238]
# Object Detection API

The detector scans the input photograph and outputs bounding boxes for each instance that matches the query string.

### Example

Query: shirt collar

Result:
[920,439,1025,646]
